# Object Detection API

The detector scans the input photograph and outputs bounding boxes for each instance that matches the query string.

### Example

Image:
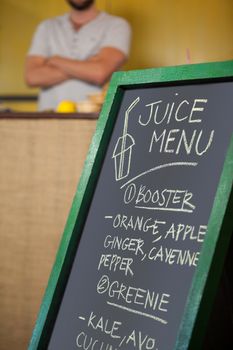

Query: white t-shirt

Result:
[28,12,131,111]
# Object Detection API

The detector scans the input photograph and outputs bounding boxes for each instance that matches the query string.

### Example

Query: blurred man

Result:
[25,0,131,110]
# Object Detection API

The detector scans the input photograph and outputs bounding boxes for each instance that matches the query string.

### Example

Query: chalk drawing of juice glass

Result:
[112,97,140,181]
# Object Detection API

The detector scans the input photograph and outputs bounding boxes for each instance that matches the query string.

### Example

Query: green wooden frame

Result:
[29,60,233,349]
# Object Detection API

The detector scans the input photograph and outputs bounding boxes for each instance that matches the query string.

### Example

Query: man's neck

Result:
[69,5,99,30]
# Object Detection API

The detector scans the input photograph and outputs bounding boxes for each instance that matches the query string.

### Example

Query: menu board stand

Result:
[29,60,233,350]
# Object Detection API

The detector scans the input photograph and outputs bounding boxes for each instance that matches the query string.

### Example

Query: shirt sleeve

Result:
[27,20,50,57]
[100,17,132,57]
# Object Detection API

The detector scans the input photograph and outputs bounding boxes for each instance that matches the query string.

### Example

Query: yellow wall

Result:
[0,0,233,96]
[109,0,233,69]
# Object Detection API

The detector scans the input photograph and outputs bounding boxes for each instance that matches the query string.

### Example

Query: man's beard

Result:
[67,0,95,11]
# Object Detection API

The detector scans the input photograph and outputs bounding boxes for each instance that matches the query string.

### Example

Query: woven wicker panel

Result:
[0,118,96,350]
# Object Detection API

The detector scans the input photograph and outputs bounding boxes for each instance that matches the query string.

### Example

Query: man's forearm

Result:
[48,56,106,86]
[25,63,69,88]
[26,48,126,88]
[48,47,127,86]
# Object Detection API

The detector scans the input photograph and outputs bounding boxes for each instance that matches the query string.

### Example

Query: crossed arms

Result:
[25,47,127,88]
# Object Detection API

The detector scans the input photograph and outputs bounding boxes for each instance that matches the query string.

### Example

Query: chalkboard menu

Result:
[29,61,233,350]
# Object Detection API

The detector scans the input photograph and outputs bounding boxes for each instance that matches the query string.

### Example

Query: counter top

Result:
[0,111,99,119]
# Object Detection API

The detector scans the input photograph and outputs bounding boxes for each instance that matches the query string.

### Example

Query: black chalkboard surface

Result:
[29,61,233,350]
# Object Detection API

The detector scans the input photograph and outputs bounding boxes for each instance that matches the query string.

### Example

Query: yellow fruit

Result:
[56,100,77,113]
